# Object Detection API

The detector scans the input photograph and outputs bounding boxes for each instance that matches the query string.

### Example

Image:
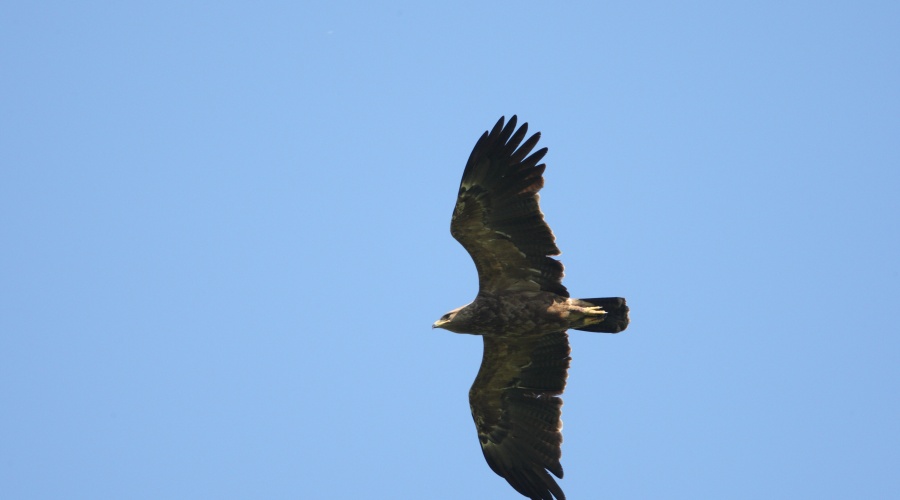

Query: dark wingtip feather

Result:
[498,116,519,146]
[509,132,542,164]
[483,451,566,500]
[522,147,548,170]
[491,115,508,137]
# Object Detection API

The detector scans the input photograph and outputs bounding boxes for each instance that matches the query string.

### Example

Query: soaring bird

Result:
[432,116,629,500]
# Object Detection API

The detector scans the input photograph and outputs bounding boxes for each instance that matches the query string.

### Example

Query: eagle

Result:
[432,116,629,500]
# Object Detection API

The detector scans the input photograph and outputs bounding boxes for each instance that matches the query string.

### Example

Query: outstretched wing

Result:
[469,332,571,500]
[451,116,568,297]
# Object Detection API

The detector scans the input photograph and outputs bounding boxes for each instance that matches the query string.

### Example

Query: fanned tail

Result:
[573,297,629,333]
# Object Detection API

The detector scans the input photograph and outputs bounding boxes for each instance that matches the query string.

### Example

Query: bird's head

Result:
[432,305,469,333]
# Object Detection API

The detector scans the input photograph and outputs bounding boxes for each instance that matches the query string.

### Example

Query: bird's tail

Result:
[572,297,629,333]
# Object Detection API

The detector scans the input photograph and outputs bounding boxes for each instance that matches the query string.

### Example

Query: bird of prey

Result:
[432,116,629,500]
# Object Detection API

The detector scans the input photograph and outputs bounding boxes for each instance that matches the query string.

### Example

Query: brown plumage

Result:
[433,116,629,500]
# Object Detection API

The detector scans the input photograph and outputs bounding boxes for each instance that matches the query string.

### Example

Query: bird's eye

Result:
[442,314,450,321]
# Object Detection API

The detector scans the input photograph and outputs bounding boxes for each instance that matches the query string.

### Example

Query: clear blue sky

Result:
[2,2,899,499]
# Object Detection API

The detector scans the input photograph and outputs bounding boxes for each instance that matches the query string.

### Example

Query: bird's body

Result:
[433,116,629,500]
[435,292,617,337]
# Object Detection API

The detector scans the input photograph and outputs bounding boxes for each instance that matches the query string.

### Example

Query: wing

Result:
[469,332,571,500]
[451,116,568,297]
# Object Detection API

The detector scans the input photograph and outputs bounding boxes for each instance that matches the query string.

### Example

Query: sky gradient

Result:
[2,2,899,499]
